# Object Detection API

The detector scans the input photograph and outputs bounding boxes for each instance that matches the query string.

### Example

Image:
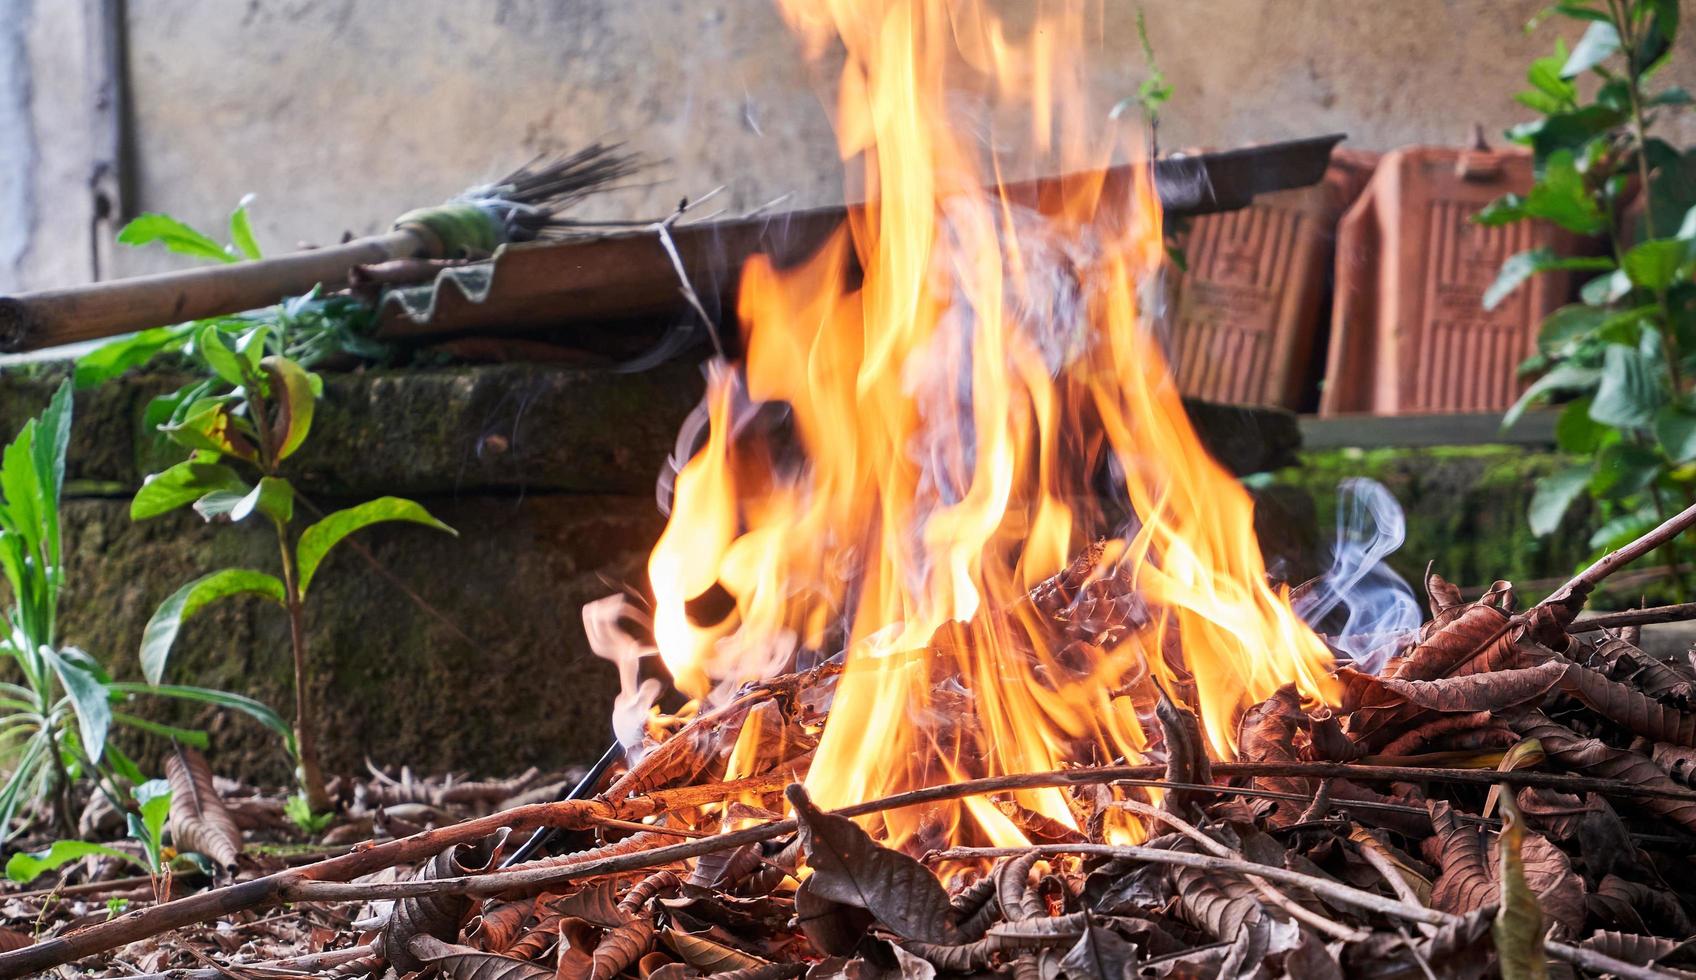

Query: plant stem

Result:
[273,516,328,813]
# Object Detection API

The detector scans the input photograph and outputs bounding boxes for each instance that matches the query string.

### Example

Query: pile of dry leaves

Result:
[6,535,1696,978]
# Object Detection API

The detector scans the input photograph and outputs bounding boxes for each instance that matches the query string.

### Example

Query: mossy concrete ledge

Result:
[0,365,1302,496]
[0,362,1301,781]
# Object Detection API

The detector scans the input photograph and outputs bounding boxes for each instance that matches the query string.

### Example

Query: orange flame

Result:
[640,0,1334,847]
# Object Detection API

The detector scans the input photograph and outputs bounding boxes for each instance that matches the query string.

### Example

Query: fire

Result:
[630,0,1335,848]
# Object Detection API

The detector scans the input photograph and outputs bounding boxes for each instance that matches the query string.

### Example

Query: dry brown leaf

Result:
[1559,660,1696,745]
[558,917,655,980]
[1378,659,1567,713]
[1586,637,1696,704]
[409,935,552,980]
[0,928,29,953]
[1579,932,1696,978]
[550,881,629,929]
[619,870,683,917]
[466,898,535,954]
[379,836,503,973]
[164,746,243,875]
[1172,863,1263,941]
[787,784,960,944]
[1509,711,1696,833]
[1423,799,1585,938]
[1492,796,1547,980]
[662,928,773,972]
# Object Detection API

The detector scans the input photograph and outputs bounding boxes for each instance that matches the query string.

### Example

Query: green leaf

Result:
[1590,441,1663,498]
[1581,269,1633,305]
[132,459,248,521]
[191,491,247,522]
[1589,507,1659,551]
[241,477,293,524]
[1656,403,1696,462]
[296,498,455,597]
[1622,238,1689,291]
[74,324,195,389]
[160,402,257,461]
[1503,361,1602,428]
[140,570,286,684]
[1525,151,1609,235]
[228,197,261,261]
[6,839,139,883]
[1528,466,1590,536]
[194,323,247,387]
[1555,397,1608,452]
[1590,341,1666,428]
[1526,37,1577,103]
[259,357,315,461]
[111,682,294,756]
[41,646,110,764]
[1537,304,1609,354]
[1561,18,1620,76]
[133,778,172,870]
[116,214,236,264]
[1510,104,1627,168]
[1485,247,1613,310]
[112,712,208,748]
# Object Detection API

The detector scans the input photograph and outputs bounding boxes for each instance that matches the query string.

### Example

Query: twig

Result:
[1569,601,1696,634]
[1112,798,1367,942]
[1540,499,1696,624]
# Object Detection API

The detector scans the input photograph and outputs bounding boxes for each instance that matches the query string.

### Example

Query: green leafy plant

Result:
[131,327,455,813]
[1487,0,1695,594]
[74,202,389,391]
[283,792,334,834]
[5,779,171,883]
[0,385,288,838]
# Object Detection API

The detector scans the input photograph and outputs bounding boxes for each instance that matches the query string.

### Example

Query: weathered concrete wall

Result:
[8,0,1694,289]
[0,0,103,293]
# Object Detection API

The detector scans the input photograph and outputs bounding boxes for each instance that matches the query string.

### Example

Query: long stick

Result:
[1569,601,1696,633]
[7,758,1695,976]
[0,232,419,351]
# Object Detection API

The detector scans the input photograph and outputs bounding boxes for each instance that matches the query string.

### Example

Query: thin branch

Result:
[1569,601,1696,633]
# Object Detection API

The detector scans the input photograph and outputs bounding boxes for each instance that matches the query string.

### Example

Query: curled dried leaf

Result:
[662,928,772,973]
[551,881,629,929]
[558,917,655,980]
[408,935,551,980]
[380,835,503,973]
[1559,660,1696,745]
[1379,660,1567,713]
[1509,711,1696,833]
[787,784,960,944]
[620,870,683,917]
[466,898,534,953]
[164,746,243,875]
[1492,796,1548,980]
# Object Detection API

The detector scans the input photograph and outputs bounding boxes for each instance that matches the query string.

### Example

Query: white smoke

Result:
[1292,477,1423,673]
[583,594,663,753]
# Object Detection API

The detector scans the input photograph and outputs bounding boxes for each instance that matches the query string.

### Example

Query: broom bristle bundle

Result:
[459,143,644,242]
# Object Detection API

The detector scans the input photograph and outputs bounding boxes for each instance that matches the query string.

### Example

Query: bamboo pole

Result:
[0,229,423,352]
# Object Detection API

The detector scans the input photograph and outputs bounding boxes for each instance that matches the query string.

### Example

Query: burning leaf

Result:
[379,836,503,973]
[408,935,551,980]
[1492,795,1549,980]
[786,785,960,944]
[1156,692,1212,819]
[163,746,243,876]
